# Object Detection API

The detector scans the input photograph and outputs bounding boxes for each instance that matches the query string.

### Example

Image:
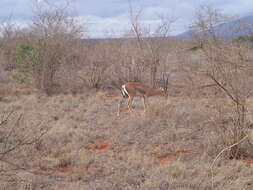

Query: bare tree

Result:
[189,5,229,44]
[191,5,253,158]
[127,1,176,89]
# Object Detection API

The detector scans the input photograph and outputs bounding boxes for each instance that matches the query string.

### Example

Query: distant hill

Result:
[177,14,253,40]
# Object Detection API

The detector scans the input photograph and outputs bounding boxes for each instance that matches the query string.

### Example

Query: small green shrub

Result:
[16,43,40,72]
[15,43,42,84]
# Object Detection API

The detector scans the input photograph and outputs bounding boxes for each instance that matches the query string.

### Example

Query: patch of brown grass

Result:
[1,89,253,190]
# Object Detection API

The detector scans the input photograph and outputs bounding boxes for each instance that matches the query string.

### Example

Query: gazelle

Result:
[117,82,165,116]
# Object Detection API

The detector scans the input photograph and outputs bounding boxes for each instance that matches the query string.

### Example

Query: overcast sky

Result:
[0,0,253,38]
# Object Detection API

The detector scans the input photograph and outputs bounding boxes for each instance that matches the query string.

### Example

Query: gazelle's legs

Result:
[146,97,149,106]
[142,96,147,112]
[127,97,133,112]
[117,98,124,116]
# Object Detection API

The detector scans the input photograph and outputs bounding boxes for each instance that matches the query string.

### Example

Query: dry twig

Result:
[210,135,248,190]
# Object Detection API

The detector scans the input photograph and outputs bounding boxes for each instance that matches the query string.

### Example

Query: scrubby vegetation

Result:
[0,2,252,190]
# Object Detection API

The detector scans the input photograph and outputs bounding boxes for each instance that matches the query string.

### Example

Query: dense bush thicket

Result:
[0,6,185,95]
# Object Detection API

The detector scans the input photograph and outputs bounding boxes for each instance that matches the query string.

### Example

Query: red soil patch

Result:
[119,108,129,113]
[85,140,110,152]
[34,167,71,176]
[244,158,253,166]
[85,140,133,153]
[155,149,198,165]
[94,141,109,151]
[55,167,70,174]
[155,154,175,165]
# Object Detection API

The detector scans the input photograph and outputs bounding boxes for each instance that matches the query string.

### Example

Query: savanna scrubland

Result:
[0,3,253,190]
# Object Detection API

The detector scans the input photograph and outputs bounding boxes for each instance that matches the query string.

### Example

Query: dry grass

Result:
[1,4,253,189]
[0,84,252,190]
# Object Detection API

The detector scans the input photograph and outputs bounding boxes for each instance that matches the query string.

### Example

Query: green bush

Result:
[14,42,42,85]
[16,43,40,72]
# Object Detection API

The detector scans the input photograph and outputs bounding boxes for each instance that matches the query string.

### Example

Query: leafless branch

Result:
[0,109,15,127]
[210,135,248,190]
[207,73,239,105]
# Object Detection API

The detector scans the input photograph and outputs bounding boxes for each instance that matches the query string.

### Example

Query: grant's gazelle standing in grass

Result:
[117,82,165,116]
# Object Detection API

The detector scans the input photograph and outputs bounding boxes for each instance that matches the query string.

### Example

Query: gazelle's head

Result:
[156,87,166,96]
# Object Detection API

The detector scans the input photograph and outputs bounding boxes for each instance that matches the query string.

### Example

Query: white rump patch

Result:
[122,85,129,97]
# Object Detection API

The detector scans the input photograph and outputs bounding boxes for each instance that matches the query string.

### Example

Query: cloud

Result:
[77,14,130,37]
[0,0,34,20]
[0,0,252,37]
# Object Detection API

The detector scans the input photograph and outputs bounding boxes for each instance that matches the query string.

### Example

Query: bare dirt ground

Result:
[0,84,253,190]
